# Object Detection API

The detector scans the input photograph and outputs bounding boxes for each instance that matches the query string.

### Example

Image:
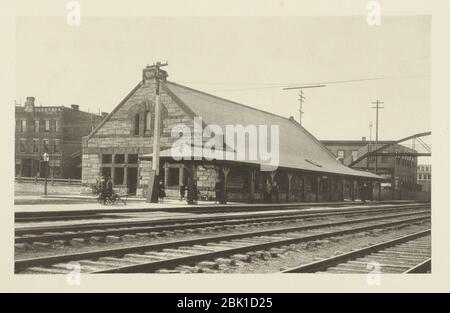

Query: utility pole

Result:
[282,84,326,125]
[371,100,384,174]
[298,90,305,125]
[367,121,373,170]
[146,61,168,203]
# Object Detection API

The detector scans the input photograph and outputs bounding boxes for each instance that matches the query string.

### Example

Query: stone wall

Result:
[138,159,152,197]
[82,77,195,194]
[87,81,193,150]
[165,187,181,199]
[81,153,101,193]
[195,164,220,199]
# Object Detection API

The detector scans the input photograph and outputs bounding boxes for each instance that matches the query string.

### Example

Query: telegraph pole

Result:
[367,120,373,170]
[298,90,305,125]
[147,61,168,203]
[282,84,326,125]
[371,100,384,174]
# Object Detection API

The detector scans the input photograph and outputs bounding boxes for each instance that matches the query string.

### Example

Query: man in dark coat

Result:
[98,176,107,204]
[179,183,186,201]
[265,180,272,203]
[192,179,199,203]
[272,181,280,203]
[214,179,223,204]
[158,179,166,202]
[187,179,199,205]
[361,182,367,203]
[105,176,113,201]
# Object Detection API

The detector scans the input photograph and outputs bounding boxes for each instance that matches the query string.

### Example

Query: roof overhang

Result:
[141,144,385,180]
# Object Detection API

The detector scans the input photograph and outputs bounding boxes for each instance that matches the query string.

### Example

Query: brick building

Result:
[321,139,418,199]
[417,164,431,192]
[15,97,106,179]
[82,65,382,201]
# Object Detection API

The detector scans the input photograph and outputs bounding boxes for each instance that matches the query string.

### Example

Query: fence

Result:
[380,187,431,201]
[15,176,82,186]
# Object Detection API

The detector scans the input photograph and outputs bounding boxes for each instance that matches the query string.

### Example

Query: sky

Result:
[16,16,430,145]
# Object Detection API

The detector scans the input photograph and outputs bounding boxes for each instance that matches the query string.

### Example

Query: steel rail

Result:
[15,213,430,273]
[93,216,431,273]
[15,207,430,244]
[281,229,431,273]
[15,203,428,235]
[403,258,431,274]
[15,200,429,222]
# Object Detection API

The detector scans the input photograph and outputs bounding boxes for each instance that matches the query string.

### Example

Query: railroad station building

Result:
[81,65,383,202]
[15,97,106,179]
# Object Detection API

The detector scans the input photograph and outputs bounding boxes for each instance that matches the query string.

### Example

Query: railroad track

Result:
[15,210,430,274]
[282,229,431,274]
[15,204,429,246]
[15,200,429,223]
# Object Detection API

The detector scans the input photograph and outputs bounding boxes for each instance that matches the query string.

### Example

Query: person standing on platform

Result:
[215,179,223,204]
[192,179,199,204]
[158,179,166,202]
[105,176,113,203]
[187,179,199,205]
[361,182,367,203]
[179,183,186,201]
[265,180,272,203]
[272,181,280,203]
[98,176,106,204]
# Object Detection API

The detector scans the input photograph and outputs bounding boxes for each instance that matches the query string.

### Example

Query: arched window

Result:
[134,113,140,135]
[145,111,152,132]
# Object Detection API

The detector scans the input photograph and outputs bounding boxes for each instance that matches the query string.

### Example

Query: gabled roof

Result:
[161,81,381,179]
[85,81,143,141]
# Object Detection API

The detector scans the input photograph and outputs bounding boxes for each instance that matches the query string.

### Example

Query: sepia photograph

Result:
[3,0,449,296]
[13,13,432,276]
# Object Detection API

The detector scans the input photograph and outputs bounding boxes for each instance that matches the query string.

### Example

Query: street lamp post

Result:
[43,152,49,195]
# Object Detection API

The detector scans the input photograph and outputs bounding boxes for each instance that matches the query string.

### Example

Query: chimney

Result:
[362,136,366,141]
[24,97,35,112]
[288,116,299,124]
[142,64,168,84]
[71,104,79,111]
